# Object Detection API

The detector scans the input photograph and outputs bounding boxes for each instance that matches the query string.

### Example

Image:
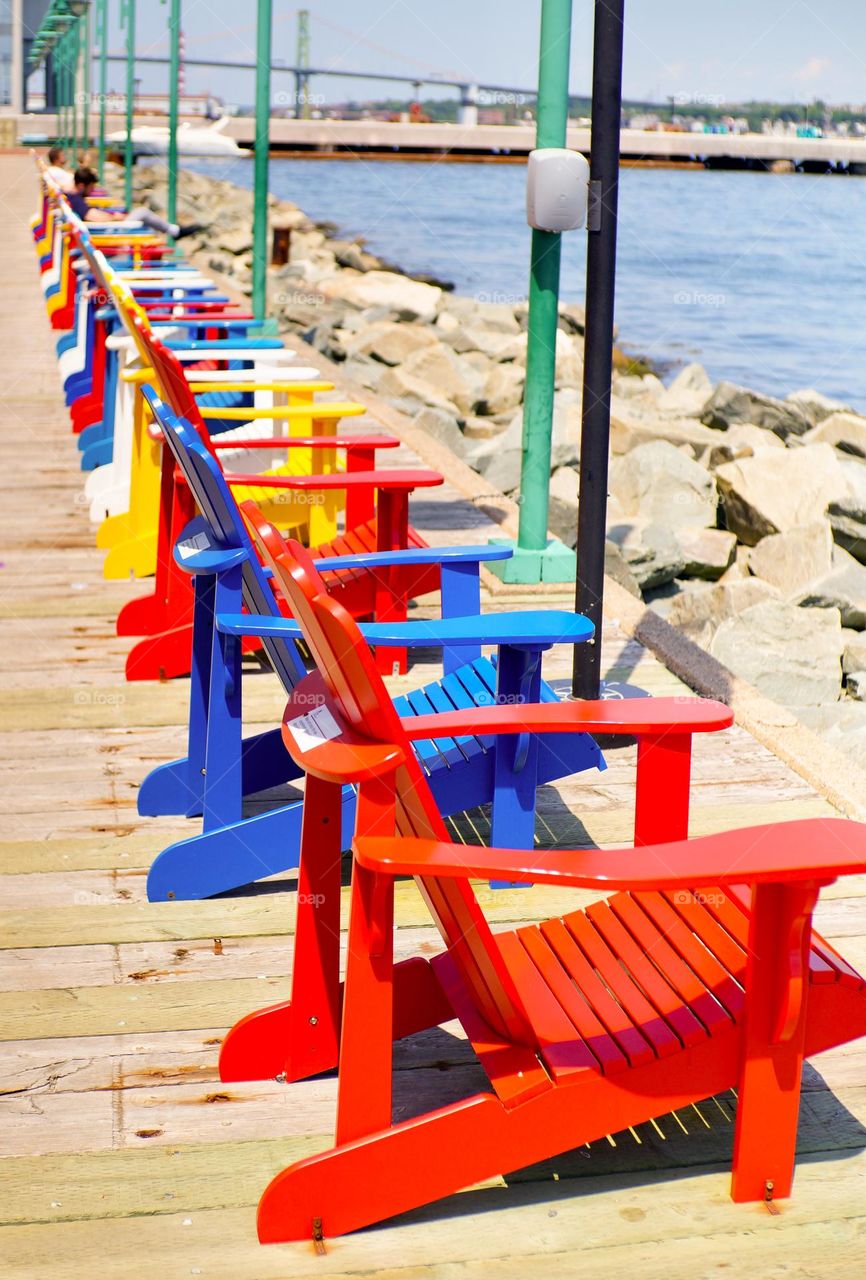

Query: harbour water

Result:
[189,157,866,410]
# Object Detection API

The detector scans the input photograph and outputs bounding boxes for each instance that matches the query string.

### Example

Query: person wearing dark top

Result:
[67,167,205,240]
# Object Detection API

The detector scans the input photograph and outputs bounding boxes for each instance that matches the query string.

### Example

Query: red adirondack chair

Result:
[221,534,866,1244]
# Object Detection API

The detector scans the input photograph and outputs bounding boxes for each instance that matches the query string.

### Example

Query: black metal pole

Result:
[572,0,625,699]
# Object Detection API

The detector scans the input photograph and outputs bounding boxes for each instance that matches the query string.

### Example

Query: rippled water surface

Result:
[189,156,866,409]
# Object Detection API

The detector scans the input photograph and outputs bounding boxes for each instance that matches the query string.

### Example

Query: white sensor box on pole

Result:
[526,148,590,232]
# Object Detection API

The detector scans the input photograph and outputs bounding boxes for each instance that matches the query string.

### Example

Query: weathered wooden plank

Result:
[0,1163,864,1280]
[2,1083,864,1225]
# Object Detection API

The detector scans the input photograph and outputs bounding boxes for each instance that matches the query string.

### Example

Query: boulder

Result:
[609,440,718,529]
[668,578,779,646]
[846,671,866,701]
[715,443,851,545]
[787,387,851,427]
[446,327,525,362]
[700,380,812,438]
[548,466,579,548]
[478,363,525,416]
[746,522,834,595]
[710,600,843,706]
[462,415,510,440]
[606,519,687,591]
[376,364,462,418]
[656,363,714,417]
[218,225,253,255]
[804,411,866,459]
[344,321,437,366]
[411,407,467,458]
[795,546,866,629]
[827,460,866,563]
[610,407,720,460]
[341,356,386,391]
[317,270,442,321]
[706,422,785,469]
[604,539,642,599]
[793,703,866,764]
[471,300,522,334]
[843,632,866,675]
[674,527,737,580]
[382,343,486,416]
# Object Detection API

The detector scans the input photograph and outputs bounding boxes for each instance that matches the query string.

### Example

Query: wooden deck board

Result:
[1,154,864,1278]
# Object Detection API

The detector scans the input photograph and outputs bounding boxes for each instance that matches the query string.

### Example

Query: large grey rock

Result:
[656,363,714,417]
[675,527,737,580]
[610,440,717,529]
[828,459,866,563]
[466,398,580,490]
[787,387,851,427]
[605,539,642,599]
[446,327,525,361]
[700,380,812,438]
[710,600,843,706]
[478,363,525,415]
[843,632,866,675]
[548,466,578,548]
[795,547,866,629]
[606,519,687,590]
[804,411,866,459]
[344,321,437,366]
[668,578,779,646]
[746,522,834,595]
[411,407,467,458]
[846,671,866,701]
[610,407,720,461]
[378,343,485,416]
[715,444,851,545]
[706,422,785,469]
[793,702,866,764]
[318,269,442,321]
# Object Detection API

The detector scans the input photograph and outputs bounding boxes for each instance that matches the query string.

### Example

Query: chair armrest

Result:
[223,468,442,492]
[354,817,866,891]
[199,402,367,421]
[165,338,285,354]
[315,544,513,571]
[192,380,336,396]
[215,608,591,649]
[211,434,396,451]
[397,696,732,742]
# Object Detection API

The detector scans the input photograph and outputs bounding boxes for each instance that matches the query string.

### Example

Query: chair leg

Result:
[731,881,818,1204]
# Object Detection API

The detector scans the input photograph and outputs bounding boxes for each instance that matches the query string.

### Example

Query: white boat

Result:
[107,117,244,159]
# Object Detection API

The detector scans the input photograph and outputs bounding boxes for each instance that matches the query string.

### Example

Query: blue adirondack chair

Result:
[139,389,606,902]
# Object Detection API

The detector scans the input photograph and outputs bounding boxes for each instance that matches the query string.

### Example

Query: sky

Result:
[105,0,866,109]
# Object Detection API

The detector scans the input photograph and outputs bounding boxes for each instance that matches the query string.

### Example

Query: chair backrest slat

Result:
[244,504,536,1048]
[143,390,306,691]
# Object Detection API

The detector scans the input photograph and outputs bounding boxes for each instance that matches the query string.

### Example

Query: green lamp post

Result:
[488,0,585,585]
[95,0,108,180]
[166,0,182,233]
[252,0,273,325]
[120,0,136,209]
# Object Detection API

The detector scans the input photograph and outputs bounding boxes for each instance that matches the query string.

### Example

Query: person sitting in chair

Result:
[67,167,205,241]
[45,145,75,193]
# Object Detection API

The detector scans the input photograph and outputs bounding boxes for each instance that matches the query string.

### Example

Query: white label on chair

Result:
[286,704,342,752]
[176,531,211,559]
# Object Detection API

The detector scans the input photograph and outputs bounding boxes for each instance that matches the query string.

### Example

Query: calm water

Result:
[188,157,866,410]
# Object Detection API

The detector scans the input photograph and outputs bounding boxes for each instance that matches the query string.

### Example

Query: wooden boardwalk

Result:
[1,154,864,1279]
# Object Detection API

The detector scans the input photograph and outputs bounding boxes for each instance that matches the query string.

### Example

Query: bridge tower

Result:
[295,8,311,119]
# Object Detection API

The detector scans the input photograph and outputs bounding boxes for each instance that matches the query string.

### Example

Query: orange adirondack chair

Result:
[221,532,866,1245]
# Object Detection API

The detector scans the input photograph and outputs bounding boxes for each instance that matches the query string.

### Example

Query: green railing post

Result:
[96,0,108,180]
[82,3,91,159]
[252,0,273,323]
[72,17,80,161]
[167,0,182,231]
[121,0,136,209]
[517,0,573,555]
